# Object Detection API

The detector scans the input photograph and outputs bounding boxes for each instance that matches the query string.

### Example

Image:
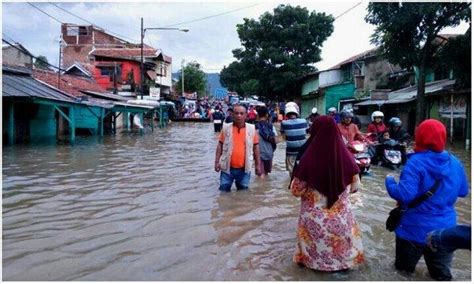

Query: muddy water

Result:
[2,122,471,281]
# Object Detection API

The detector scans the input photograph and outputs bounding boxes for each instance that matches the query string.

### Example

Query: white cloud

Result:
[3,1,470,73]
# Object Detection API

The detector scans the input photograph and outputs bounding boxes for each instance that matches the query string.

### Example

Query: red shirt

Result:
[367,122,387,135]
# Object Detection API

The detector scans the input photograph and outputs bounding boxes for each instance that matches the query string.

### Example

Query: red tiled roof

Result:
[32,69,106,98]
[91,48,158,59]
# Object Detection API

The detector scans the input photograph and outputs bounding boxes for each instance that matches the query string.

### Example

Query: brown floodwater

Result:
[2,122,471,281]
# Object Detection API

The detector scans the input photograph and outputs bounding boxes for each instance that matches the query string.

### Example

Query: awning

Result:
[81,90,129,101]
[355,79,455,106]
[356,98,416,106]
[146,70,157,80]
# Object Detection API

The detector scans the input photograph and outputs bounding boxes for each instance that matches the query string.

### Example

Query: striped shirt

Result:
[281,118,308,155]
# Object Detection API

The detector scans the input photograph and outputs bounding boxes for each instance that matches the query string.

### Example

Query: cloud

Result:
[3,1,470,74]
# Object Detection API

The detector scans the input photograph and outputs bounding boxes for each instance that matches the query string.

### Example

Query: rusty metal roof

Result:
[3,66,76,104]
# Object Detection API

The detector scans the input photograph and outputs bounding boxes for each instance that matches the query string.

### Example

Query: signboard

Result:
[150,87,160,99]
[439,96,467,119]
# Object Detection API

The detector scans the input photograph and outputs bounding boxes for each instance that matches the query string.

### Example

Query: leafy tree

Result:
[176,61,207,97]
[436,28,471,90]
[365,2,471,124]
[241,79,259,97]
[220,4,334,100]
[34,55,50,70]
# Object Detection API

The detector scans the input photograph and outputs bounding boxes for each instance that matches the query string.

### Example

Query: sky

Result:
[2,1,470,74]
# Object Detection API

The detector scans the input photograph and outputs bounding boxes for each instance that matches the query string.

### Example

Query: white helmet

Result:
[328,107,337,113]
[311,107,318,114]
[285,102,299,116]
[371,111,384,121]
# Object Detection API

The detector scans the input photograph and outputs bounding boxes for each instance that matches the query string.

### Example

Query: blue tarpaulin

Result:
[213,88,228,100]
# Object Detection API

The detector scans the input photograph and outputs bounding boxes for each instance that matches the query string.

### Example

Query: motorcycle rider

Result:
[367,111,388,142]
[337,110,364,144]
[327,107,340,123]
[388,117,410,164]
[347,108,362,130]
[307,107,320,126]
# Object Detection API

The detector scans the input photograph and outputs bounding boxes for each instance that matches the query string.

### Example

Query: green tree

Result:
[220,4,334,100]
[436,28,471,90]
[176,61,207,97]
[34,55,50,70]
[220,61,247,95]
[365,2,470,124]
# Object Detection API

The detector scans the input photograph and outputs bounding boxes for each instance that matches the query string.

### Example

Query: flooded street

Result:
[3,122,471,281]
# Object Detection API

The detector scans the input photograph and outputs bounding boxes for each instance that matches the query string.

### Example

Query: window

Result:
[66,26,88,36]
[100,67,114,76]
[67,27,79,36]
[99,66,122,82]
[79,26,88,36]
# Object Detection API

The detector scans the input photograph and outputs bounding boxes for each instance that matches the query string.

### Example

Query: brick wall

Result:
[62,24,132,68]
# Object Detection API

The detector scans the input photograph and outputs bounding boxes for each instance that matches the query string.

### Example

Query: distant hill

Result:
[172,72,227,97]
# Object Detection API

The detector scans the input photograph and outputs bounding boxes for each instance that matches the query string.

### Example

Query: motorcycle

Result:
[379,139,403,169]
[347,140,371,176]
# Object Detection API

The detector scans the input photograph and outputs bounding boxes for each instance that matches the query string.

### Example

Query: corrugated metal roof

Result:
[81,90,129,101]
[355,79,456,106]
[2,72,76,104]
[2,64,32,75]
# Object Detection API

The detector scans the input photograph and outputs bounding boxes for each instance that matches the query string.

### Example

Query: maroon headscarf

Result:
[293,115,360,208]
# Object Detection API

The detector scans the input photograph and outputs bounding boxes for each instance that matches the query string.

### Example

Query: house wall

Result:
[364,58,402,91]
[62,24,129,68]
[301,77,318,96]
[325,83,355,111]
[74,105,101,133]
[29,104,57,140]
[2,46,33,67]
[301,96,325,118]
[319,70,343,88]
[155,61,172,88]
[93,61,141,90]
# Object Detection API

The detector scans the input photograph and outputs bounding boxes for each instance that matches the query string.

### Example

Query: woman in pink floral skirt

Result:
[290,115,364,271]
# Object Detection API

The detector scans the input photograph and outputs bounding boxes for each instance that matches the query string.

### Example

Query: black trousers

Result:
[214,123,223,133]
[395,237,453,281]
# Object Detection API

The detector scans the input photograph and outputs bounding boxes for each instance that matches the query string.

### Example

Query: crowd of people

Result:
[212,101,469,280]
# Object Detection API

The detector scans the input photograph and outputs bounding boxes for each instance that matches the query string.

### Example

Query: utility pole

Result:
[140,17,144,99]
[181,59,185,96]
[140,18,188,100]
[58,35,62,88]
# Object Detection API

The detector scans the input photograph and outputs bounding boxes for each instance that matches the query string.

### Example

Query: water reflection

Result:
[2,122,471,281]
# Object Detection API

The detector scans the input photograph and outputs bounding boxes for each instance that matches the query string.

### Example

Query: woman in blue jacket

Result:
[385,119,468,281]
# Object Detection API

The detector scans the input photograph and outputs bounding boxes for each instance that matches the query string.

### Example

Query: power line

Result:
[47,2,139,43]
[2,32,16,43]
[27,2,63,24]
[334,1,363,20]
[2,36,92,79]
[160,2,264,28]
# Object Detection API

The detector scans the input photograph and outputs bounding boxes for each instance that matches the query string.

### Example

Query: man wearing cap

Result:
[307,107,320,126]
[327,107,340,123]
[280,102,308,176]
